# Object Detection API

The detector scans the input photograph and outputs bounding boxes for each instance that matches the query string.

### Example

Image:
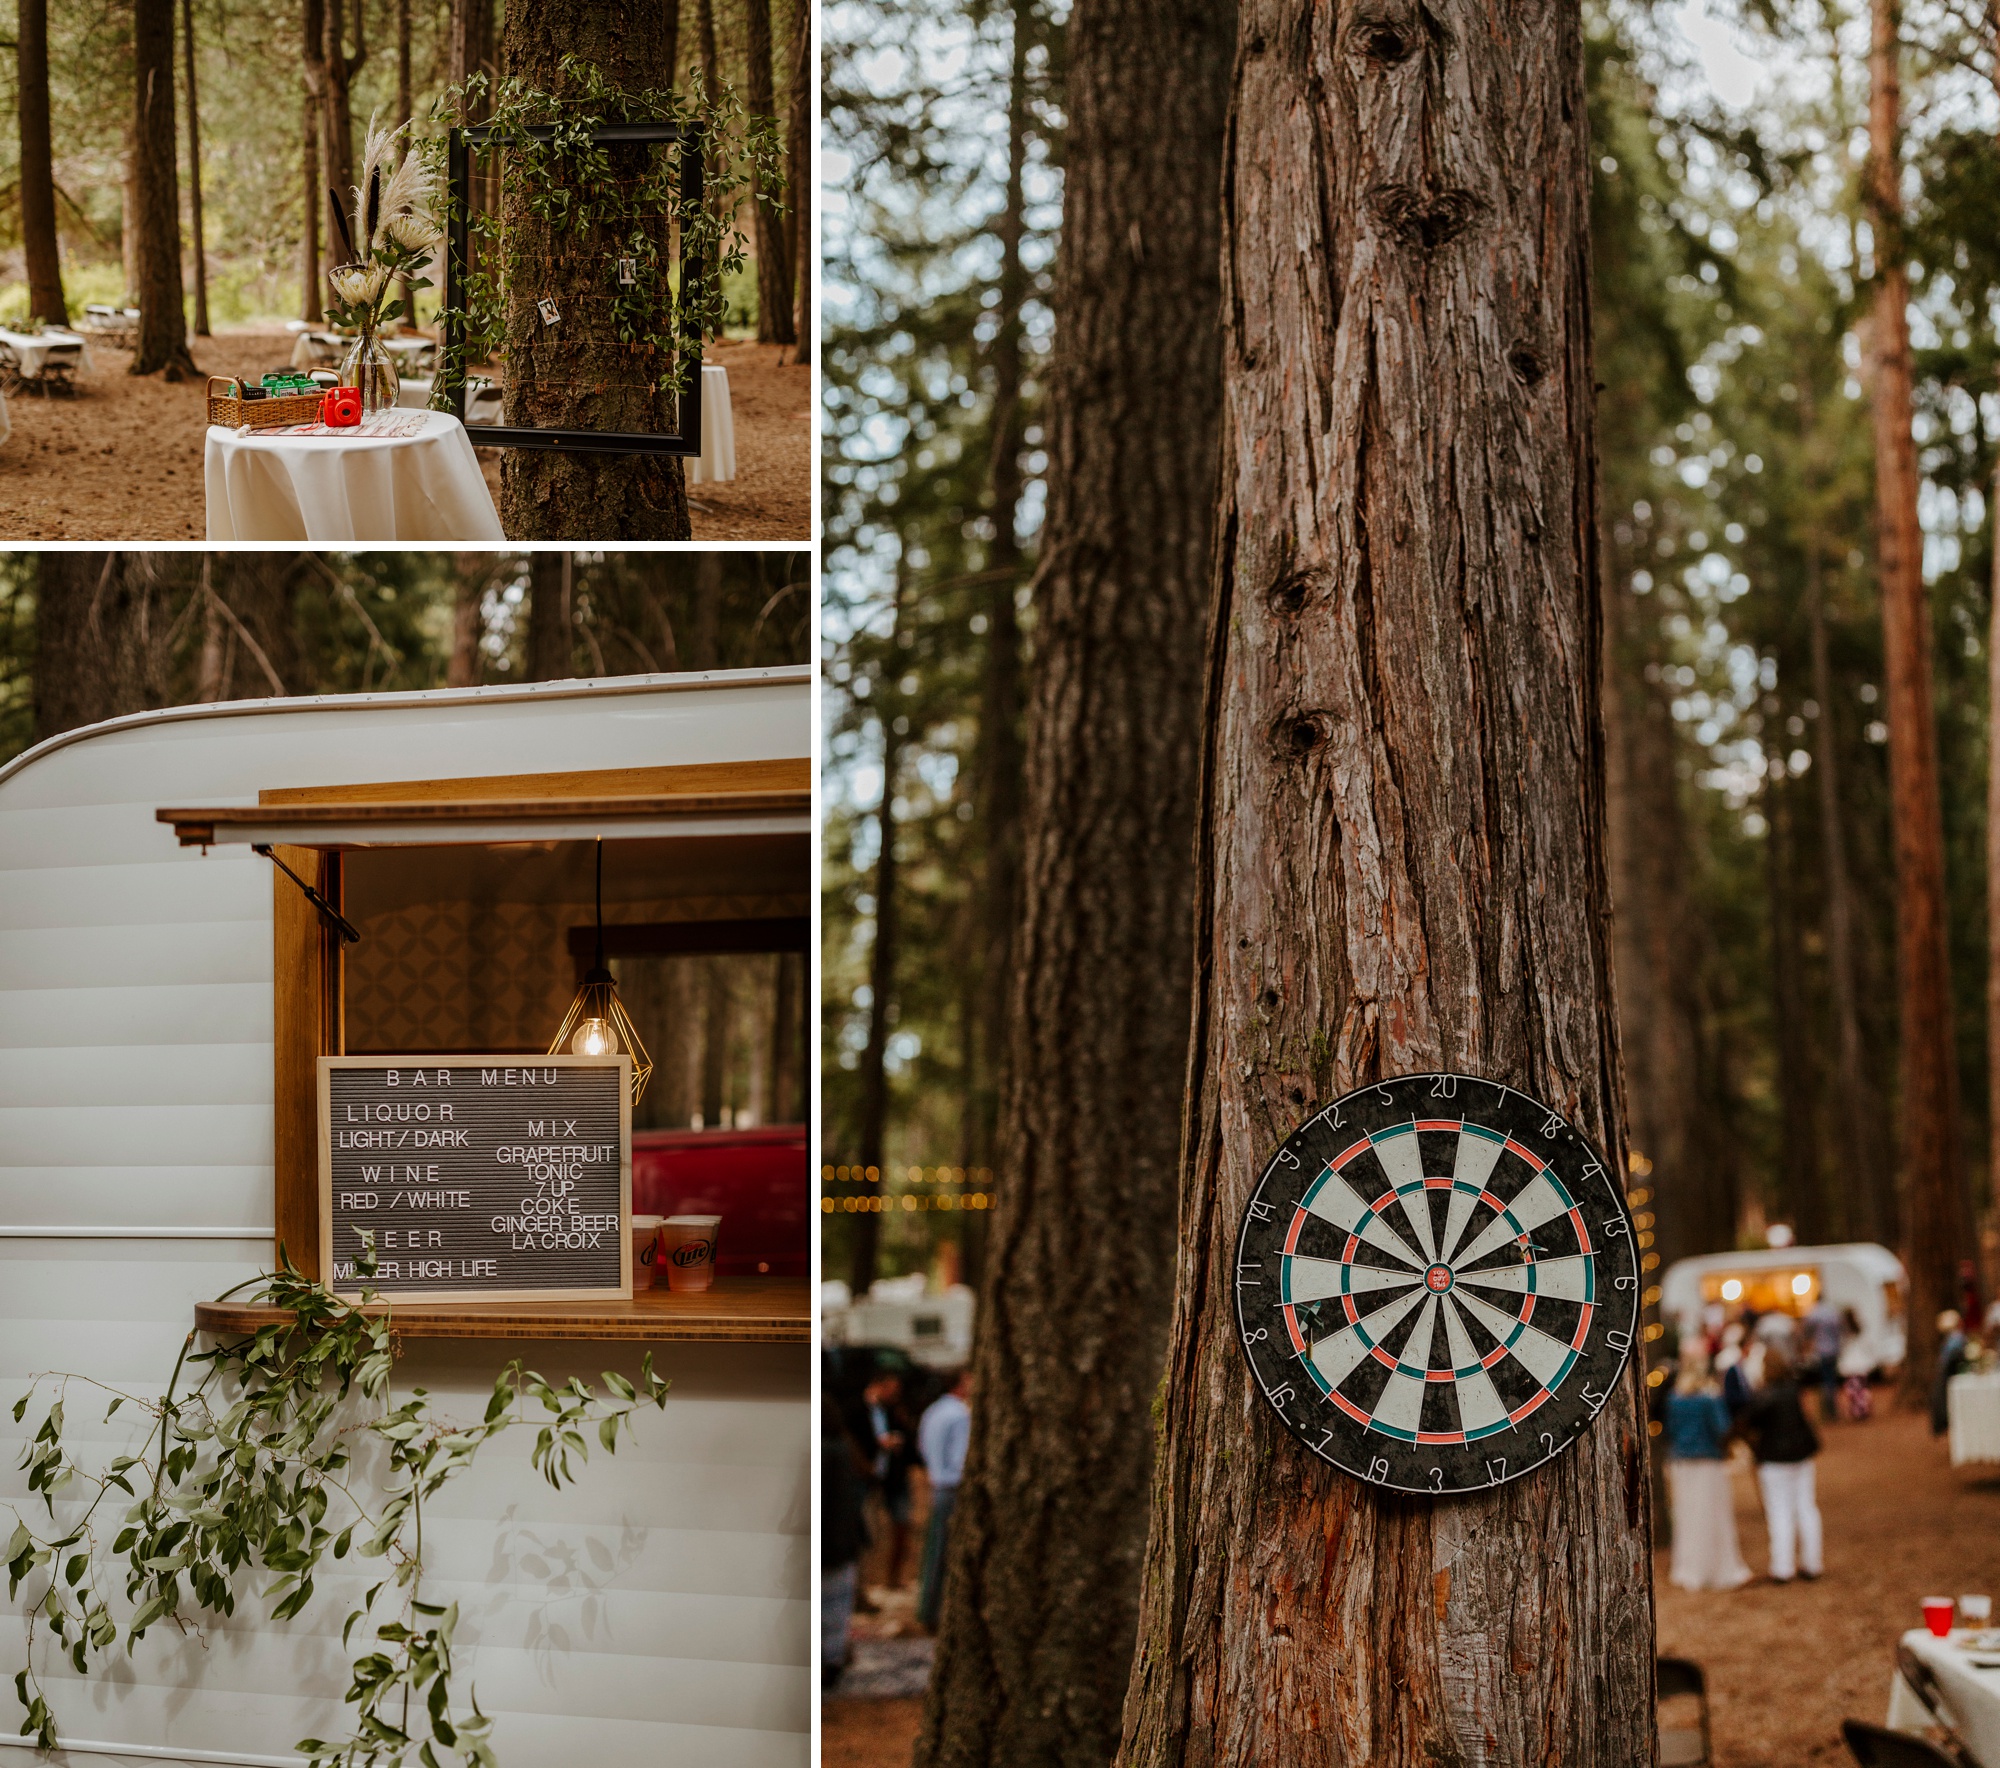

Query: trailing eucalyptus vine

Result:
[426,56,786,415]
[8,1240,669,1766]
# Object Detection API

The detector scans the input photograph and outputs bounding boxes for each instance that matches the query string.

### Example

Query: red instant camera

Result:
[320,386,363,427]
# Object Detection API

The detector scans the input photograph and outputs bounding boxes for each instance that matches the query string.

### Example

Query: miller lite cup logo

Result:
[662,1215,720,1293]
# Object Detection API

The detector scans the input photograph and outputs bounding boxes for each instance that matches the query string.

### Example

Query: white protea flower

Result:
[329,263,389,308]
[378,212,443,254]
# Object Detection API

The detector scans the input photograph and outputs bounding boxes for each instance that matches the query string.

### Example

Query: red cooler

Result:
[631,1125,809,1277]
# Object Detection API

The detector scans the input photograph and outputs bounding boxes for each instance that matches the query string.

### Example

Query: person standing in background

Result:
[1741,1347,1824,1582]
[1934,1310,1973,1436]
[821,1394,871,1690]
[1802,1294,1844,1422]
[860,1370,917,1589]
[1663,1354,1752,1592]
[916,1368,973,1630]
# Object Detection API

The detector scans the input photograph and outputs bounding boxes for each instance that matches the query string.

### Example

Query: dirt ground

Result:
[0,327,806,542]
[824,1402,1989,1767]
[1657,1398,1994,1766]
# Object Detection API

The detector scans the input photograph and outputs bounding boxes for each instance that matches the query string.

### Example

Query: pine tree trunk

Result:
[967,0,1036,1185]
[181,0,209,336]
[121,123,140,305]
[1867,0,1971,1390]
[130,0,196,377]
[1116,0,1654,1757]
[1603,561,1726,1266]
[852,701,905,1293]
[395,0,414,325]
[664,0,681,77]
[697,0,718,89]
[913,0,1232,1760]
[525,551,575,680]
[1808,561,1890,1244]
[301,88,323,321]
[1768,768,1825,1240]
[496,0,690,540]
[745,0,794,346]
[1991,445,2000,1273]
[18,0,68,324]
[32,555,169,740]
[785,0,810,363]
[448,554,485,687]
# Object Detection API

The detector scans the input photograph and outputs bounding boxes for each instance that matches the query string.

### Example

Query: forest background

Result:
[0,0,808,336]
[821,0,2000,1293]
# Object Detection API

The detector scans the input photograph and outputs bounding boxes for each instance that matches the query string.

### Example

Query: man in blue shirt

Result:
[917,1369,973,1630]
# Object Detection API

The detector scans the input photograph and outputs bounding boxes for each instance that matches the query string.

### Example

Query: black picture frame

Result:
[442,119,703,456]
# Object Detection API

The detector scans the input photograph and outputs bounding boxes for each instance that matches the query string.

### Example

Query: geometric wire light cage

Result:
[548,840,653,1105]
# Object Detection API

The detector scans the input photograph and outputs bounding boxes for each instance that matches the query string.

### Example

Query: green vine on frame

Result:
[425,56,786,417]
[7,1238,670,1766]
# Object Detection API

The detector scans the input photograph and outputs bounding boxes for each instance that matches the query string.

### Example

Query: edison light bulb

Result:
[571,1017,619,1057]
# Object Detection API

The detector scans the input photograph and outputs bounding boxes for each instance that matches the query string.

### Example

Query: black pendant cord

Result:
[253,843,361,944]
[594,837,605,972]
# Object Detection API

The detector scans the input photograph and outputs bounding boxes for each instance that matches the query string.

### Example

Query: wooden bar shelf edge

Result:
[193,1275,808,1344]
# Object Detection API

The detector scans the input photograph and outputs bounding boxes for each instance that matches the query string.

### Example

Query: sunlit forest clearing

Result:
[0,0,810,539]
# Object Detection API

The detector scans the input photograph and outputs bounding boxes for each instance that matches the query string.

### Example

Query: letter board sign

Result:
[318,1056,632,1301]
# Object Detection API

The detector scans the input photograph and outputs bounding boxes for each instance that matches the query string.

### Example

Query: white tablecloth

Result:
[0,327,92,375]
[289,331,346,369]
[204,410,503,542]
[1889,1629,2000,1764]
[1951,1372,2000,1465]
[688,363,736,484]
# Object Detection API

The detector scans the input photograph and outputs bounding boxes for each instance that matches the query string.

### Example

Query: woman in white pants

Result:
[1742,1347,1824,1581]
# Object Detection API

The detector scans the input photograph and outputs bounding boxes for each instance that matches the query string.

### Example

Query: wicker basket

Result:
[206,375,327,430]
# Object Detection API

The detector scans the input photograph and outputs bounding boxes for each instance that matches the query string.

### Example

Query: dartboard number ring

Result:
[1233,1073,1640,1494]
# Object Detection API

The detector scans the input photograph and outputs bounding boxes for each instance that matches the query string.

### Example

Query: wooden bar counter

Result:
[194,1274,809,1344]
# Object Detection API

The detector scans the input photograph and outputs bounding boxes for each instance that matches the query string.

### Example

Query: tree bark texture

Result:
[745,0,795,346]
[181,0,209,336]
[496,0,691,540]
[131,0,196,378]
[18,0,69,324]
[1115,0,1654,1760]
[912,2,1233,1763]
[1991,446,2000,1276]
[785,0,810,362]
[449,555,486,687]
[32,555,171,741]
[1867,0,1972,1391]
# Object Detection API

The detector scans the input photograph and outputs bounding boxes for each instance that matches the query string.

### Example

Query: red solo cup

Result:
[1925,1597,1956,1638]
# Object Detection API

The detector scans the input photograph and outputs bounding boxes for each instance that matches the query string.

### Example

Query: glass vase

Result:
[340,321,399,418]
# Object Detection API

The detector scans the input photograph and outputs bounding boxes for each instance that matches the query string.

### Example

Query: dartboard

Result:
[1233,1073,1640,1494]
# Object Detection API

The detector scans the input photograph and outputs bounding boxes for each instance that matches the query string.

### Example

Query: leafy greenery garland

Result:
[8,1241,670,1767]
[425,56,786,415]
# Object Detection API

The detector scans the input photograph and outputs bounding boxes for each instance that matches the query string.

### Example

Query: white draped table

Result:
[687,363,736,484]
[0,327,93,377]
[1951,1371,2000,1466]
[204,410,503,542]
[1888,1629,2000,1765]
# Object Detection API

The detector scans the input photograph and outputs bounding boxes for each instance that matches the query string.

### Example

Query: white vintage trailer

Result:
[0,669,811,1768]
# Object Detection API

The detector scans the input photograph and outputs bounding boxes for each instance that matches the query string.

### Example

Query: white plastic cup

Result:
[1964,1595,1993,1627]
[630,1214,665,1290]
[661,1215,721,1294]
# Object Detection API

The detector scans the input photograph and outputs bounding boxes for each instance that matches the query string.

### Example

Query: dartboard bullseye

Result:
[1233,1073,1640,1494]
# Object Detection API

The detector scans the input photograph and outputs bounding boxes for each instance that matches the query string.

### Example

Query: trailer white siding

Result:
[0,675,810,1768]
